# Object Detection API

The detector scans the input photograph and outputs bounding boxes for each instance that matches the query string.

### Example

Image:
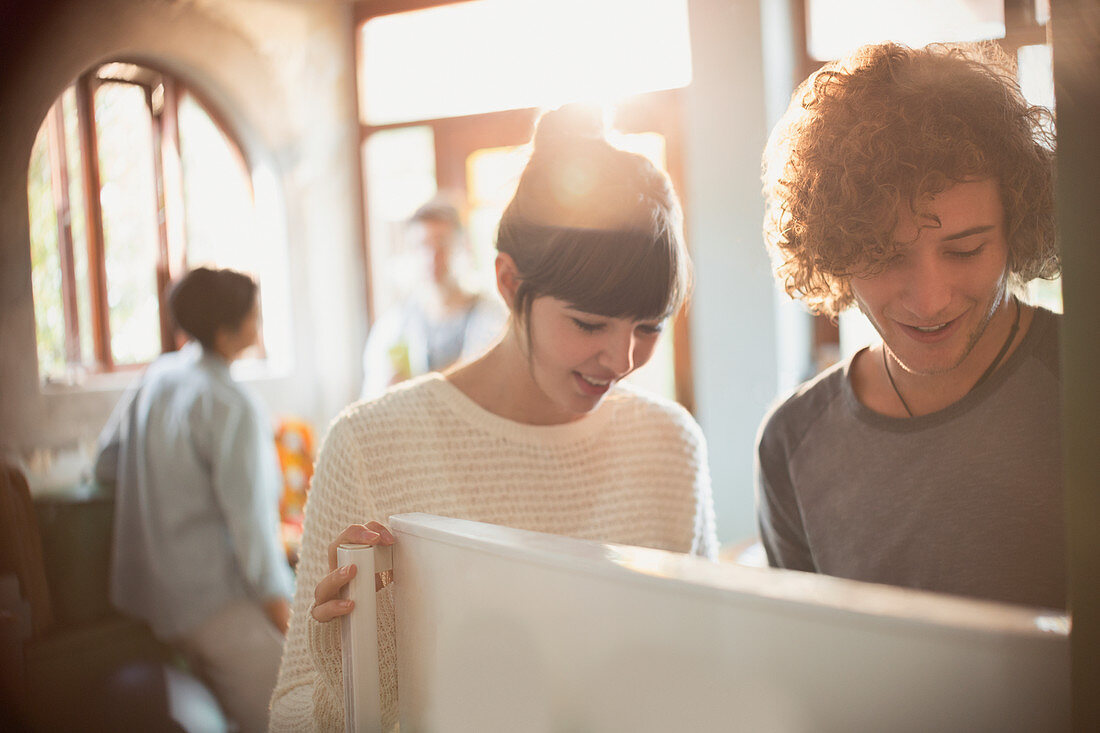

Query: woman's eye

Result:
[571,318,603,333]
[636,322,664,336]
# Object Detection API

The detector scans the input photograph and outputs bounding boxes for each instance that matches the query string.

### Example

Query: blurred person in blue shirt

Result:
[361,199,507,400]
[94,266,294,733]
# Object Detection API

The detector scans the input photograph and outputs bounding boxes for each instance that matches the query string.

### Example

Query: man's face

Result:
[409,219,459,286]
[849,178,1011,376]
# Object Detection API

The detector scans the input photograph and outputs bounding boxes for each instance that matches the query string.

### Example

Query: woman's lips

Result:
[574,371,612,396]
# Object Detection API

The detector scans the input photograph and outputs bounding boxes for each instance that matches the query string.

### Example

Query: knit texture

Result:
[270,373,717,731]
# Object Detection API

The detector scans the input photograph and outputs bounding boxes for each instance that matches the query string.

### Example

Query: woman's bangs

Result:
[535,227,681,321]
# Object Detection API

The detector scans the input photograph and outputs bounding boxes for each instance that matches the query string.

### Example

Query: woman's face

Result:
[520,296,664,421]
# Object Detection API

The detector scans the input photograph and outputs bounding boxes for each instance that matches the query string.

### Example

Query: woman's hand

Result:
[310,521,396,623]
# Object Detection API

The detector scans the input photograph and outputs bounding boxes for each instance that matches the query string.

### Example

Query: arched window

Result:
[28,62,267,384]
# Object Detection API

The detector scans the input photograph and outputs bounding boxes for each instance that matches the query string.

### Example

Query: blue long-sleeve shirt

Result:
[94,342,295,639]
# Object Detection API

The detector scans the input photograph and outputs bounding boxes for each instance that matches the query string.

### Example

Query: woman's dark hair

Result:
[168,267,258,350]
[496,104,689,327]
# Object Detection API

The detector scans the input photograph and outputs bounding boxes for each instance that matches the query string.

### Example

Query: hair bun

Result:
[532,103,606,153]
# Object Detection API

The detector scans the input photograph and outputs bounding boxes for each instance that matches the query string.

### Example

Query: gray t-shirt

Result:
[755,308,1065,609]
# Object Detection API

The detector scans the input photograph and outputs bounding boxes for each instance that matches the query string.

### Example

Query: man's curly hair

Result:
[762,42,1058,317]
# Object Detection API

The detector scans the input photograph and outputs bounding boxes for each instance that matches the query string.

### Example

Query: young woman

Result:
[269,105,717,731]
[94,267,293,733]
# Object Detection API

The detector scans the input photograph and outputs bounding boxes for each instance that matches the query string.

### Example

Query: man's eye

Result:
[949,243,987,259]
[571,318,603,333]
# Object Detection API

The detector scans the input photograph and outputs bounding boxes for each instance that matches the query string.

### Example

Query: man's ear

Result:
[495,253,522,310]
[211,325,232,361]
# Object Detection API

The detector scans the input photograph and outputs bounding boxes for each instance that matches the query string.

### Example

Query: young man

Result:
[756,43,1065,609]
[360,200,506,400]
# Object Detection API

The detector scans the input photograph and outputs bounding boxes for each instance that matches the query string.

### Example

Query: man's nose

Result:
[902,258,952,320]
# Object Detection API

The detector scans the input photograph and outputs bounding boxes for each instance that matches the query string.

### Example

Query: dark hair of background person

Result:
[496,103,690,328]
[763,42,1059,317]
[168,267,259,350]
[409,199,463,233]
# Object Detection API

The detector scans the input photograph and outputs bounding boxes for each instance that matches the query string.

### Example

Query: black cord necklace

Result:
[883,298,1021,418]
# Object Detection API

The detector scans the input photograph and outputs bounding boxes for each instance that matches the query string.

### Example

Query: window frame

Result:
[32,62,257,381]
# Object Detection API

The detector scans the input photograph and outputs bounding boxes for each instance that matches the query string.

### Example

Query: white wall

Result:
[684,0,780,543]
[0,0,366,465]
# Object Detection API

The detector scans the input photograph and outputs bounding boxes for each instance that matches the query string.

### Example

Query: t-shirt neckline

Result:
[842,307,1053,432]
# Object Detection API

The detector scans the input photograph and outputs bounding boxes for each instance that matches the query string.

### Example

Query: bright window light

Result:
[807,0,1005,61]
[95,82,162,366]
[359,0,693,125]
[1034,0,1050,26]
[361,126,438,313]
[1018,44,1054,112]
[179,93,257,274]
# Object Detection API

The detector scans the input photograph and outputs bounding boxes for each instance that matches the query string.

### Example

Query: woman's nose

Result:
[599,330,635,376]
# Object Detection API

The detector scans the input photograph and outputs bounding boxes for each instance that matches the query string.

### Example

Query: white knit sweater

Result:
[269,373,717,731]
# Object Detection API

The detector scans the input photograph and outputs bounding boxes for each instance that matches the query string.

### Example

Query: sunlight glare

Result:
[360,0,692,125]
[807,0,1005,61]
[250,162,293,374]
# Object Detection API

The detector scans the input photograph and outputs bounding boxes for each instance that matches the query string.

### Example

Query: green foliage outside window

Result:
[28,128,66,379]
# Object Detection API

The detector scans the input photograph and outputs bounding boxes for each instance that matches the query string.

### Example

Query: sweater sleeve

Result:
[271,411,378,732]
[686,417,718,561]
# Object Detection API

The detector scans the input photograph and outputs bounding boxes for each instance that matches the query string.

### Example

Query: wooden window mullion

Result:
[147,81,175,353]
[75,71,112,371]
[45,100,81,365]
[161,79,188,282]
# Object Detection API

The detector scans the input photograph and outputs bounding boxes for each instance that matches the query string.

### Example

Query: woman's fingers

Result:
[327,524,381,571]
[314,521,398,623]
[311,597,354,623]
[365,521,396,545]
[311,564,357,622]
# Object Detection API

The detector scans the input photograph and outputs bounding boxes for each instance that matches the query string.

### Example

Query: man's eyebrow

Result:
[941,224,995,241]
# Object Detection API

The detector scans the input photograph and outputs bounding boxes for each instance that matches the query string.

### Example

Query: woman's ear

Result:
[495,253,521,310]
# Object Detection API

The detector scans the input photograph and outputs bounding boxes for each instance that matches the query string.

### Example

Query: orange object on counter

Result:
[275,417,315,566]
